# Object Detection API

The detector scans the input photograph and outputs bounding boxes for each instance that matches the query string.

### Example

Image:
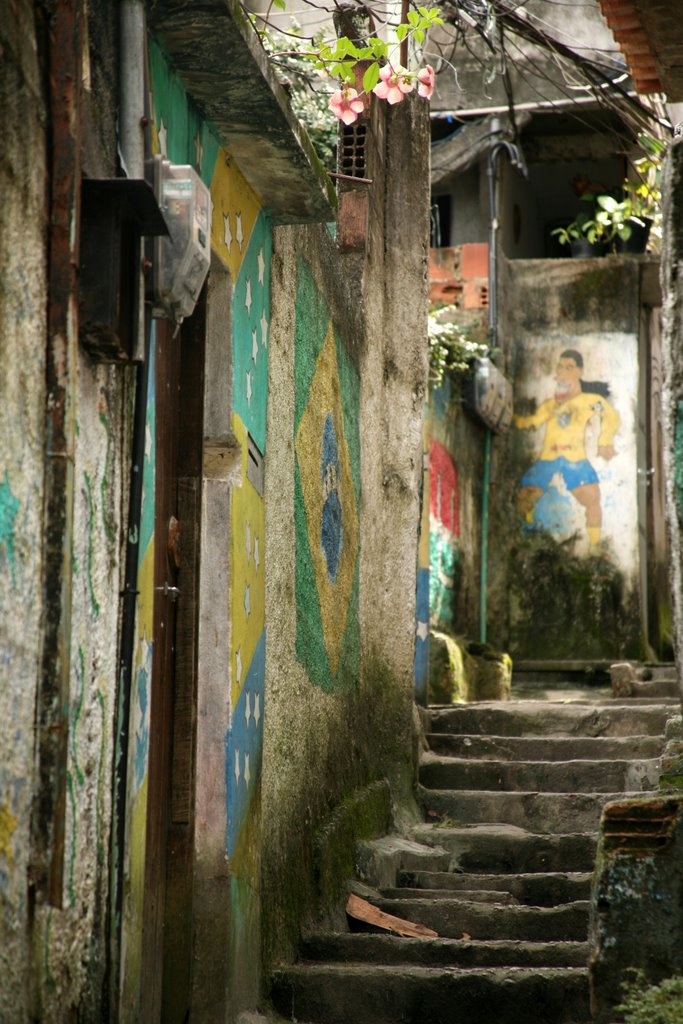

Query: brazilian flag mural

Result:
[294,260,361,693]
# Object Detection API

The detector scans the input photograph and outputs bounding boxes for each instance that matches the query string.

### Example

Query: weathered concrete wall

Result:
[589,796,683,1023]
[0,4,48,1018]
[0,4,132,1021]
[261,94,429,977]
[661,138,683,701]
[492,257,644,660]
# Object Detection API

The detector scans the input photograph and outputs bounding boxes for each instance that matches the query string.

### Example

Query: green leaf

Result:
[414,28,424,43]
[363,62,380,92]
[272,0,287,10]
[396,23,408,41]
[597,195,618,212]
[407,10,419,26]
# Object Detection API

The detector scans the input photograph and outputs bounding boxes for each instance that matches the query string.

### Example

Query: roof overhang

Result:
[147,0,337,224]
[599,0,683,99]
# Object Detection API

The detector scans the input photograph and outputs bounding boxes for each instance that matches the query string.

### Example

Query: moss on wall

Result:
[508,531,642,659]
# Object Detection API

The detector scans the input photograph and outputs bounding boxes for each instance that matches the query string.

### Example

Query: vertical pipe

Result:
[480,428,492,644]
[33,0,83,908]
[107,1,149,1016]
[480,144,499,646]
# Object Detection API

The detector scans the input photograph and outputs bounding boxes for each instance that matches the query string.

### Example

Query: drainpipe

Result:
[480,124,527,644]
[108,1,150,1016]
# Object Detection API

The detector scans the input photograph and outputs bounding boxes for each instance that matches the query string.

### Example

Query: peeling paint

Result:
[0,471,20,586]
[83,472,101,619]
[0,803,17,865]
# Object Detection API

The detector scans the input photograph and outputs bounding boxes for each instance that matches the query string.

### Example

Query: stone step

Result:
[419,787,639,833]
[427,732,665,761]
[420,754,660,793]
[429,701,672,738]
[381,887,520,904]
[271,964,590,1024]
[616,679,679,699]
[365,896,589,941]
[397,870,593,906]
[300,932,590,968]
[411,823,597,873]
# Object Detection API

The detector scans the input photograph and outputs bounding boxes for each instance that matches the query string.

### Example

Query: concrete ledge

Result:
[147,0,337,224]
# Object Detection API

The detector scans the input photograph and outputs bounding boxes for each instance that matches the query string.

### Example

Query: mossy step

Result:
[411,823,597,874]
[429,701,671,739]
[271,964,590,1024]
[418,787,652,834]
[420,754,660,793]
[427,733,665,761]
[397,870,592,906]
[363,896,590,941]
[299,933,590,968]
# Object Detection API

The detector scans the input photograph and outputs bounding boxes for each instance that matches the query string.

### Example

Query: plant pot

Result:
[570,238,607,258]
[615,217,652,254]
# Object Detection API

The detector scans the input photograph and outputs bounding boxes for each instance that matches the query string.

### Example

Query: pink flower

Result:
[373,64,414,105]
[329,87,365,125]
[417,65,435,100]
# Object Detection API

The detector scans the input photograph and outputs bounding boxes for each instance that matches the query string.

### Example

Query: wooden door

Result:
[139,293,206,1022]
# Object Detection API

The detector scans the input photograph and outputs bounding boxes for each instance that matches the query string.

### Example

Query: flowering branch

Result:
[245,2,443,128]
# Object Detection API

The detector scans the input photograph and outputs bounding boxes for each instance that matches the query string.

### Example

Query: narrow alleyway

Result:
[272,674,675,1023]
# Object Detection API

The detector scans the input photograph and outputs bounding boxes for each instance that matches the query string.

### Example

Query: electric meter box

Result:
[465,357,513,434]
[151,158,211,323]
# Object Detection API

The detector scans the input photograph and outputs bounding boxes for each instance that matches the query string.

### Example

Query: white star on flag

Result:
[245,691,251,725]
[246,370,252,406]
[416,621,429,642]
[254,693,261,727]
[244,583,251,618]
[246,521,252,560]
[234,749,241,782]
[252,328,259,365]
[260,310,268,348]
[257,248,265,284]
[158,119,168,157]
[245,279,252,315]
[236,648,242,686]
[254,536,260,573]
[235,212,244,251]
[223,213,232,251]
[244,752,251,786]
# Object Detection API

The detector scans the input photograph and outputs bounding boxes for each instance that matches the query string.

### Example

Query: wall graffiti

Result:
[294,261,361,692]
[514,348,621,547]
[414,421,430,702]
[429,438,460,628]
[505,317,640,661]
[0,471,19,587]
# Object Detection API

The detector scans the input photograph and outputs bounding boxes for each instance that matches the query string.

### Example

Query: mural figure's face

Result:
[554,356,582,403]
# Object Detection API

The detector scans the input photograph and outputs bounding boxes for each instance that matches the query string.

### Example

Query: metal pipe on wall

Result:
[108,1,151,1015]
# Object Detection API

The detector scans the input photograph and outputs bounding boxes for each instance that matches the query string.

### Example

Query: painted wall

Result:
[261,93,430,973]
[491,257,643,660]
[121,37,274,1019]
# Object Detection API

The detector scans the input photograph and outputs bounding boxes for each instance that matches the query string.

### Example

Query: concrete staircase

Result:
[271,691,675,1024]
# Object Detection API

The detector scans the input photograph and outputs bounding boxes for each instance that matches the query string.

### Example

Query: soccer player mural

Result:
[514,349,621,546]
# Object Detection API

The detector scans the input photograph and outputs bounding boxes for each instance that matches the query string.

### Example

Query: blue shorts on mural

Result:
[520,457,599,492]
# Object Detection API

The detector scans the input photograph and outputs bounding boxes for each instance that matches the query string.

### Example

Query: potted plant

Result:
[551,197,610,257]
